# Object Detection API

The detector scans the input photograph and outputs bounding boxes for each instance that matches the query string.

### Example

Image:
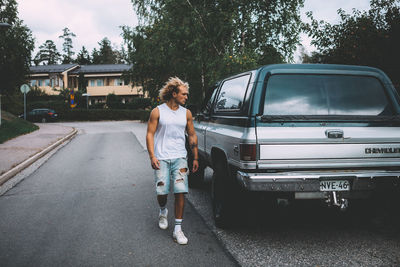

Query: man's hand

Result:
[151,156,160,170]
[192,159,199,173]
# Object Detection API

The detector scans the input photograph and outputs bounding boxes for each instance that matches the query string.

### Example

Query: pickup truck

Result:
[189,64,400,228]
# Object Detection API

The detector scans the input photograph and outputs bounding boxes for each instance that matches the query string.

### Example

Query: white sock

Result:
[174,219,182,233]
[160,206,167,216]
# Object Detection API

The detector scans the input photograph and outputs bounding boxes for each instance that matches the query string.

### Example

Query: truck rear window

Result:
[263,74,394,116]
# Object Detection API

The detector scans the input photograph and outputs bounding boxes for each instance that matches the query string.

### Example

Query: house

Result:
[29,64,79,95]
[29,64,144,105]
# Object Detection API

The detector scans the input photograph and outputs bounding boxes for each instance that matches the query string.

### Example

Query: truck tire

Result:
[211,160,235,228]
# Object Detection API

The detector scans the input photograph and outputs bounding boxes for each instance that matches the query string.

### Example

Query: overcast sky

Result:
[17,0,371,60]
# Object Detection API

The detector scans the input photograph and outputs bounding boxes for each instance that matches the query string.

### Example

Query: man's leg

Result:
[155,160,169,230]
[172,159,189,244]
[174,193,185,219]
[158,194,168,207]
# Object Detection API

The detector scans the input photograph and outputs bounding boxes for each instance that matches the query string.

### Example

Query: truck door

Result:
[194,85,219,156]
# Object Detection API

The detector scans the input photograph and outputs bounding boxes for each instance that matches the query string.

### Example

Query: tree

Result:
[303,0,400,92]
[92,37,117,64]
[114,44,128,64]
[76,46,91,64]
[77,73,87,93]
[106,93,122,109]
[58,27,76,64]
[123,0,304,103]
[0,0,35,97]
[33,40,61,65]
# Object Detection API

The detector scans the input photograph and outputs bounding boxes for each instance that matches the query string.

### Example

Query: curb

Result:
[0,128,78,186]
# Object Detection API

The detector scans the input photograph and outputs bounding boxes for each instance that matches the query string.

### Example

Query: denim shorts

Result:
[154,157,189,195]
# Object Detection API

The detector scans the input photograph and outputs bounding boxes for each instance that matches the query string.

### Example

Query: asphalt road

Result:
[2,121,400,266]
[0,121,236,266]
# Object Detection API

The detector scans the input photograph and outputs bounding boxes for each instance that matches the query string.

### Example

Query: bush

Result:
[27,100,69,113]
[91,102,105,109]
[0,111,38,144]
[106,93,123,109]
[2,94,24,115]
[58,109,150,122]
[131,97,152,109]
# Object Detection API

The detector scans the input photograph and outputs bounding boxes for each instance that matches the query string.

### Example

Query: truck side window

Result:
[202,88,218,115]
[214,74,250,112]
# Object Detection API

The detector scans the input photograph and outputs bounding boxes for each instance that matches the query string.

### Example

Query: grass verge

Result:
[0,111,39,144]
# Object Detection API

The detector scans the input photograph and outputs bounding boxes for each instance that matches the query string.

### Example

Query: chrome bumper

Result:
[237,170,400,192]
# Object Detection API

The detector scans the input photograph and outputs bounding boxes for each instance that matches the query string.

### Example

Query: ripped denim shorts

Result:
[154,157,189,195]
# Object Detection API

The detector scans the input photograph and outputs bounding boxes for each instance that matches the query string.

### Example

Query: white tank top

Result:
[154,103,187,160]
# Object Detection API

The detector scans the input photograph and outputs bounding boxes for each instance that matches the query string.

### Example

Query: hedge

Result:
[58,109,151,122]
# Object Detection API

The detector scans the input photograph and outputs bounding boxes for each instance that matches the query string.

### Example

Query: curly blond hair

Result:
[159,77,189,102]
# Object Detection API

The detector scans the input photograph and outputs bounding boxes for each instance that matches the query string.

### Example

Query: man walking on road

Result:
[146,77,199,245]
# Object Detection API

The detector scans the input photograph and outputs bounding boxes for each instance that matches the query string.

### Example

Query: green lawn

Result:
[0,111,38,144]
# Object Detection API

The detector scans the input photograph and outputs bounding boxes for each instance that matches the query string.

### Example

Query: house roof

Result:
[70,64,132,74]
[30,64,78,74]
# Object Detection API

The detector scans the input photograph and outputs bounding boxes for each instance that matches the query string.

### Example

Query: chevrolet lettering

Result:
[365,147,400,154]
[189,64,400,228]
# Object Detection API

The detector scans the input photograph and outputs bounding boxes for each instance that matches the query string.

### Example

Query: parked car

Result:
[190,64,400,228]
[20,108,58,123]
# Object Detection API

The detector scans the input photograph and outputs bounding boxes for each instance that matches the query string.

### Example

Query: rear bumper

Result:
[237,170,400,194]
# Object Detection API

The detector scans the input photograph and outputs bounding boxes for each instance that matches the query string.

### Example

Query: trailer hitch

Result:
[325,191,349,211]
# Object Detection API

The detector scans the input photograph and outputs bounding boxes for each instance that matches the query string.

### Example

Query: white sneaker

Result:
[158,209,168,230]
[173,230,188,245]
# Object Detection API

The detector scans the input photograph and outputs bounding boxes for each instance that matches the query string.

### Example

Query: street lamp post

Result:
[82,93,91,110]
[0,22,12,127]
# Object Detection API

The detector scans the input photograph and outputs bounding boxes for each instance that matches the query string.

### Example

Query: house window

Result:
[38,80,43,86]
[114,78,124,86]
[30,80,36,87]
[45,79,50,86]
[96,79,104,86]
[89,80,95,87]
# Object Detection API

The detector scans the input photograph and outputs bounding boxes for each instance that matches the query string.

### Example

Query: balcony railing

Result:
[86,85,143,96]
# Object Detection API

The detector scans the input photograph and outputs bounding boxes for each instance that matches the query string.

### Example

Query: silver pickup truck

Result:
[190,64,400,228]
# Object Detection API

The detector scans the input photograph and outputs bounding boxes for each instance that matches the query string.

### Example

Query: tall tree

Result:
[114,44,128,64]
[303,0,400,92]
[58,27,76,64]
[33,40,61,65]
[92,37,117,64]
[0,0,35,97]
[76,46,91,64]
[123,0,304,103]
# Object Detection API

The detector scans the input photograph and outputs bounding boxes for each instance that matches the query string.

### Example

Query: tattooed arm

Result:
[186,109,199,173]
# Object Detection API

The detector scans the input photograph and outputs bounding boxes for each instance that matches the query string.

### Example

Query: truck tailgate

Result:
[256,127,400,169]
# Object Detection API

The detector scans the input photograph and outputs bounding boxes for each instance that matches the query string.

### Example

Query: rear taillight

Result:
[240,144,257,161]
[48,112,53,115]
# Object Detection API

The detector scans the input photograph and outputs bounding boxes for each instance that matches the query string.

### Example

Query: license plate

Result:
[320,180,350,191]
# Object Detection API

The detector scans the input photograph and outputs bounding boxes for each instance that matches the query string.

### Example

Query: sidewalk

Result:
[0,123,76,185]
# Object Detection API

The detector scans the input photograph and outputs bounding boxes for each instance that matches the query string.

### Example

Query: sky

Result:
[17,0,371,61]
